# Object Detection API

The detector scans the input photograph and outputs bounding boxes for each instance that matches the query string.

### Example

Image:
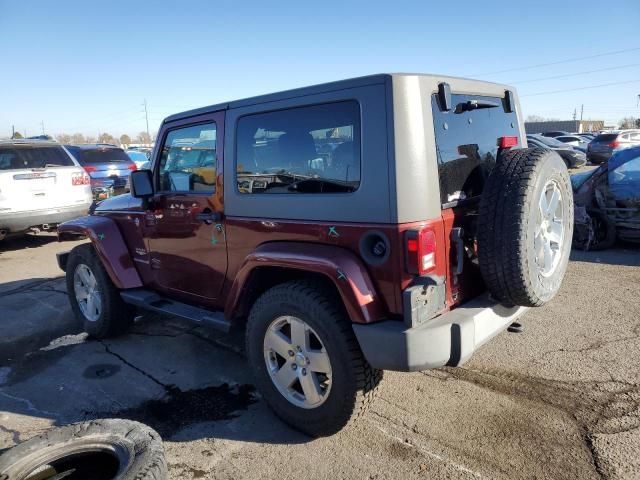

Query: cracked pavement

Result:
[1,233,639,479]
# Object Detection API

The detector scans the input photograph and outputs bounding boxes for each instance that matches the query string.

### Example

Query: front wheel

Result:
[246,281,381,437]
[66,244,135,338]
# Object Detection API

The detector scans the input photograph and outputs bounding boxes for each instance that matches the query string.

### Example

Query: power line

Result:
[509,63,640,84]
[520,79,640,97]
[471,47,640,76]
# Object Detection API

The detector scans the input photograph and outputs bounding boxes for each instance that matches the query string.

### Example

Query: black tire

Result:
[66,243,135,338]
[0,419,166,480]
[478,148,573,307]
[246,281,381,437]
[572,208,616,251]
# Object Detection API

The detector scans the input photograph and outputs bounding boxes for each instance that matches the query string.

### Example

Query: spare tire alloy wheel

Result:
[264,316,332,409]
[535,180,565,277]
[74,263,101,322]
[0,419,166,480]
[478,148,573,307]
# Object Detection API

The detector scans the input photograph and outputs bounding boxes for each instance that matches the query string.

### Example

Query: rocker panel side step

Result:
[120,288,231,333]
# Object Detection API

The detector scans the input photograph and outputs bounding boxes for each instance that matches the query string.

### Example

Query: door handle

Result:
[195,210,222,224]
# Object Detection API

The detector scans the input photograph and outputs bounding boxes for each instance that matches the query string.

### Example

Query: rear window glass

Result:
[592,134,618,143]
[0,146,75,170]
[66,147,131,164]
[236,101,360,194]
[432,94,519,204]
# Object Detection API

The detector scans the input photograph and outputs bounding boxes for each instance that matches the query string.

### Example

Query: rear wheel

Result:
[66,243,135,338]
[246,281,381,437]
[478,148,573,307]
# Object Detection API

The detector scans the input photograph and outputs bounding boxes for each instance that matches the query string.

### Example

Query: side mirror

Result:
[130,169,154,199]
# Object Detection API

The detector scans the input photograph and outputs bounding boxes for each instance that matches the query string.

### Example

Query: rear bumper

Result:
[0,203,91,233]
[353,294,528,371]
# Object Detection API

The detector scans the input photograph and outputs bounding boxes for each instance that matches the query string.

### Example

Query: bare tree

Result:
[56,133,72,144]
[98,133,117,145]
[71,133,86,144]
[120,134,132,146]
[136,131,152,144]
[525,115,546,122]
[618,117,640,129]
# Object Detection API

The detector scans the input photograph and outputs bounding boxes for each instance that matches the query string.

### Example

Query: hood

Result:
[93,193,136,212]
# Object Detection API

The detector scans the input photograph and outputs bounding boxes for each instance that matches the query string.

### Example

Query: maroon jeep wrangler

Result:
[57,74,573,437]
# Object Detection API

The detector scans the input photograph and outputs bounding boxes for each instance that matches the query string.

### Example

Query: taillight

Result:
[608,141,620,148]
[71,172,91,186]
[83,165,97,173]
[127,164,137,171]
[499,136,519,148]
[405,228,437,275]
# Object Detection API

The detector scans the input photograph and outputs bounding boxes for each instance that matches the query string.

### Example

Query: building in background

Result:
[525,120,604,134]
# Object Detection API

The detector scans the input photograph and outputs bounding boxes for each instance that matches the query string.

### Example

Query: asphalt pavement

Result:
[0,233,638,479]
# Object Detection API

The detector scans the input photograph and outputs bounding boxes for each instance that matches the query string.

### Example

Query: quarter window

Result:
[158,123,217,192]
[236,101,360,194]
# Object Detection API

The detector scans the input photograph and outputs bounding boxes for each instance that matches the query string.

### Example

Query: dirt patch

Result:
[88,383,256,438]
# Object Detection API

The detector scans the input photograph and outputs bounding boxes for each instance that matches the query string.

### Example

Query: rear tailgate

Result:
[431,92,522,307]
[0,145,92,214]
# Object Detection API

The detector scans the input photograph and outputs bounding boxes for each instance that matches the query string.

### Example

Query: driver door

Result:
[144,112,226,305]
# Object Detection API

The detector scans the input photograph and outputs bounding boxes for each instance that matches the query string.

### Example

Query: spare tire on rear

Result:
[0,419,166,480]
[477,147,573,307]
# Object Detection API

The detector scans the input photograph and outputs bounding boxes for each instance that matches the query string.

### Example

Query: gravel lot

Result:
[0,233,638,479]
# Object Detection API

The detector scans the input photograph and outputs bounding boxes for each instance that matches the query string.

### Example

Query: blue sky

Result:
[1,0,639,138]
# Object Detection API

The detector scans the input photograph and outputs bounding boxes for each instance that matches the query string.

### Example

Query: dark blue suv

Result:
[65,144,137,197]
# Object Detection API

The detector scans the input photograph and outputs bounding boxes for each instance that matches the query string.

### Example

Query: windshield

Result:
[0,145,75,170]
[433,93,520,204]
[67,146,131,163]
[535,136,567,147]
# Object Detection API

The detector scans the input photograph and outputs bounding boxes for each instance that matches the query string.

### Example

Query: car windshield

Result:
[0,145,75,170]
[67,146,131,163]
[592,134,618,143]
[535,136,567,147]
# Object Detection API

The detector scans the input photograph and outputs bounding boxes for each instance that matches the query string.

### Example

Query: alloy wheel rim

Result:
[73,264,101,321]
[534,180,564,277]
[263,316,332,409]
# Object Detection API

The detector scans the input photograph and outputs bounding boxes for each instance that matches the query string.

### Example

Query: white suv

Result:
[0,139,93,240]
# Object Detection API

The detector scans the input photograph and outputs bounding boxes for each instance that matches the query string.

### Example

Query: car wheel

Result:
[478,148,574,307]
[0,419,166,480]
[246,281,381,437]
[572,208,616,251]
[66,243,135,338]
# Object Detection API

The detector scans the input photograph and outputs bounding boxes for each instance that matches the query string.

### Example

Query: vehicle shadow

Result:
[0,233,59,254]
[0,313,311,447]
[570,244,640,267]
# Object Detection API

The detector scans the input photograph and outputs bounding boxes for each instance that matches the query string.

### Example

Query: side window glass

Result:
[235,101,360,194]
[609,155,640,200]
[158,123,216,192]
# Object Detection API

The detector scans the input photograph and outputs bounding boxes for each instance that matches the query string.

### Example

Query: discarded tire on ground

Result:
[0,419,166,480]
[478,148,573,307]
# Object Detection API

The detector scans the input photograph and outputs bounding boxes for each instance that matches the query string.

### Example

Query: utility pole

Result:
[11,125,15,138]
[40,121,45,135]
[142,99,150,143]
[580,104,584,121]
[572,109,577,121]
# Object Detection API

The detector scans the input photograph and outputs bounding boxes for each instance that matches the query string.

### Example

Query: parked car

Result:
[65,144,137,198]
[126,149,150,169]
[56,74,573,437]
[586,130,640,164]
[527,135,587,168]
[572,145,640,249]
[541,130,571,138]
[553,135,589,153]
[0,139,92,240]
[577,133,595,141]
